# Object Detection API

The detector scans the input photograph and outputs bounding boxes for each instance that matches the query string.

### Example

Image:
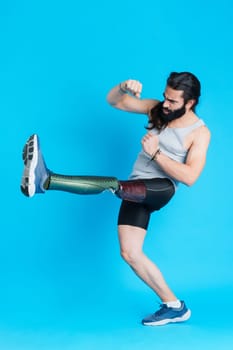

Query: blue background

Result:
[1,0,233,349]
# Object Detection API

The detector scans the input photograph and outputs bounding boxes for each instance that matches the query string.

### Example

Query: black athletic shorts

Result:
[117,178,175,230]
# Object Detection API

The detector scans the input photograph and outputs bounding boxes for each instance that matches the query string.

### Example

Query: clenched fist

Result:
[141,132,159,158]
[120,79,142,99]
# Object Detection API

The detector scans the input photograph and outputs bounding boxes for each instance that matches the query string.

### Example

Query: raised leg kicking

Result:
[21,133,191,326]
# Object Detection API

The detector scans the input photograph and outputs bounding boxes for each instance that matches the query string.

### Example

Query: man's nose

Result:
[163,100,170,108]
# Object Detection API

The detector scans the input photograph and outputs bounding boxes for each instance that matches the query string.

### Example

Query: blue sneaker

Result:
[142,301,191,326]
[21,134,50,197]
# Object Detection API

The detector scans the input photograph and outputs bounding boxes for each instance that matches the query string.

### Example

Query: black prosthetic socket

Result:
[115,180,146,203]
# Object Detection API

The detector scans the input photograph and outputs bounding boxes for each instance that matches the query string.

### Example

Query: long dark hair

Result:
[148,72,201,131]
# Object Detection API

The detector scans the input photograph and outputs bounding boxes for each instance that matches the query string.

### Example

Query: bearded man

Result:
[21,72,211,326]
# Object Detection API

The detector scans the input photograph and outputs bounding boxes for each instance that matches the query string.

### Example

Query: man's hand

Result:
[141,132,159,157]
[120,79,142,99]
[107,79,158,114]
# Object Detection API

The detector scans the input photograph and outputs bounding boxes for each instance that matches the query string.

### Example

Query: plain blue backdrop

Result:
[1,0,233,349]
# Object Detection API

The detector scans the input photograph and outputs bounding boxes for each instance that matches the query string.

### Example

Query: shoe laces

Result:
[154,303,169,316]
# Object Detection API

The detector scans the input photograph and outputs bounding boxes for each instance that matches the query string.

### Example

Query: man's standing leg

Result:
[118,224,191,326]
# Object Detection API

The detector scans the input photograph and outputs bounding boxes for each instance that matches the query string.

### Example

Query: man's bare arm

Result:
[154,126,211,186]
[107,79,159,115]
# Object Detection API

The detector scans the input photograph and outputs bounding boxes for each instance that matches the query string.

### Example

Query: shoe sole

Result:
[21,134,39,197]
[142,309,191,326]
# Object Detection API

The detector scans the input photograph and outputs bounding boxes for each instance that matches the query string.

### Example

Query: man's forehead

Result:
[164,86,184,99]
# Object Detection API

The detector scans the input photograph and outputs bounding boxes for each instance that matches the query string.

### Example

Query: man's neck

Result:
[168,110,198,128]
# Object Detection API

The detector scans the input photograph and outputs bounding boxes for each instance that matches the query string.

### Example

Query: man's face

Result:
[161,86,186,122]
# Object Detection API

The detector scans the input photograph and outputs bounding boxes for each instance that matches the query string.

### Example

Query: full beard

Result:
[160,103,186,123]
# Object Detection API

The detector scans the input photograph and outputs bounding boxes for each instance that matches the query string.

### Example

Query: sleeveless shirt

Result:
[129,119,205,189]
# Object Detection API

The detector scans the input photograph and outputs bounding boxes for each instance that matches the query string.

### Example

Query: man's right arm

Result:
[107,79,159,116]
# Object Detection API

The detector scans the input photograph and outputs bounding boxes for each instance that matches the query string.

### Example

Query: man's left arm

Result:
[154,127,211,186]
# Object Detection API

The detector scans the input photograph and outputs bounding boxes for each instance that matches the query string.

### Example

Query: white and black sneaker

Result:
[21,134,50,197]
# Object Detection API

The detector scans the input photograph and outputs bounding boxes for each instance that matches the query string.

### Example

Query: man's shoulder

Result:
[193,121,211,146]
[196,118,210,134]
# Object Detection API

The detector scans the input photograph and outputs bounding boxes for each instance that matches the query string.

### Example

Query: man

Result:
[21,72,210,326]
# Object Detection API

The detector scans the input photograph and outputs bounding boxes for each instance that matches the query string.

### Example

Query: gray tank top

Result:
[130,119,205,189]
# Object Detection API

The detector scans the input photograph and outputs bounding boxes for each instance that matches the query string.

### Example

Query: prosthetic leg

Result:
[21,134,146,202]
[48,174,146,202]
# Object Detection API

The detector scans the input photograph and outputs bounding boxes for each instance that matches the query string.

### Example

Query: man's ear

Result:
[186,99,196,110]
